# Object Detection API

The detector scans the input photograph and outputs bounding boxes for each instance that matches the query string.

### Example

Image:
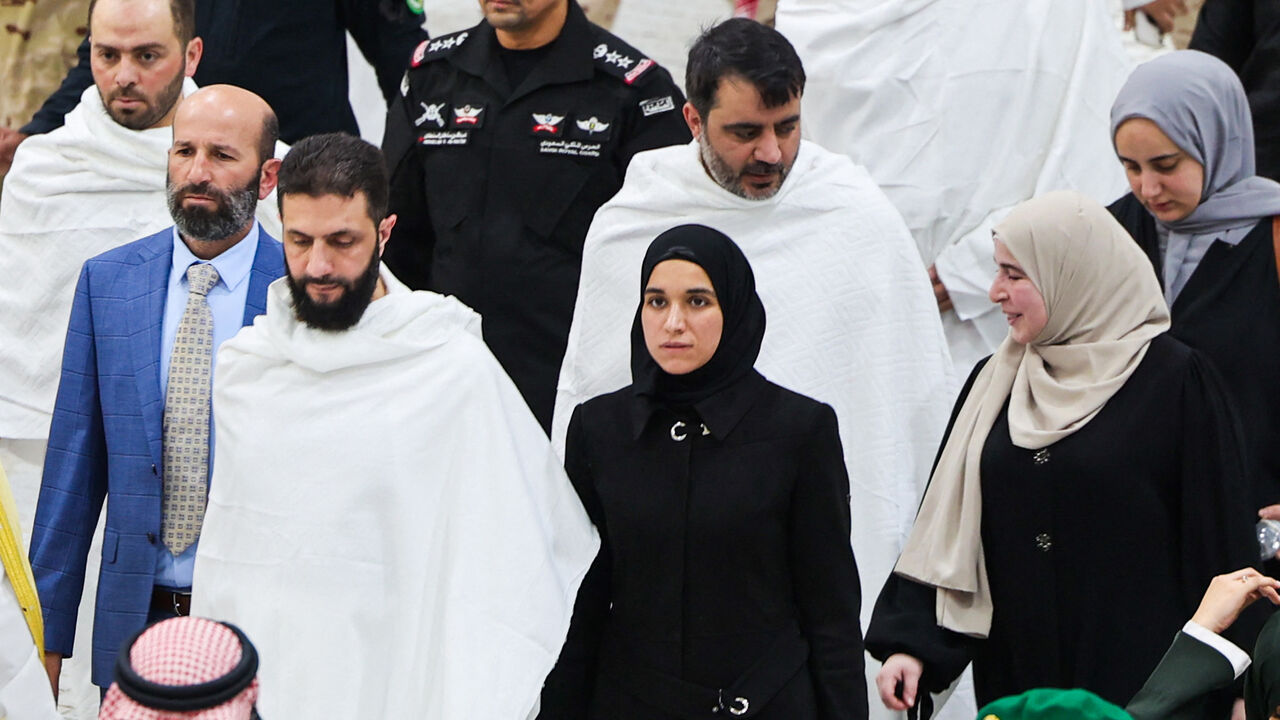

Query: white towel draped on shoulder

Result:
[775,0,1132,372]
[193,268,599,720]
[554,139,956,637]
[0,79,283,439]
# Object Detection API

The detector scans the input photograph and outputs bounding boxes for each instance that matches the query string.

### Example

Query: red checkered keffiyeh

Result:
[99,617,259,719]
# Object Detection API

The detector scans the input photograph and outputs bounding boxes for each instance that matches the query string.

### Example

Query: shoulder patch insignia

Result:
[411,39,429,67]
[411,30,472,68]
[591,38,658,86]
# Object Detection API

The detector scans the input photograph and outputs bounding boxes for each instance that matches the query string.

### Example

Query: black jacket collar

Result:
[630,370,766,441]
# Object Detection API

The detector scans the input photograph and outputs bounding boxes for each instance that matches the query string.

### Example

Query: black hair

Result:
[685,18,805,119]
[89,0,196,46]
[276,133,389,225]
[257,111,279,166]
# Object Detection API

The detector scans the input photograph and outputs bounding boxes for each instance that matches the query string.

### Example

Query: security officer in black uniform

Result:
[383,0,691,431]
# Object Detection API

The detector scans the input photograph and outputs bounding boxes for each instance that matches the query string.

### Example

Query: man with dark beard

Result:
[28,84,285,706]
[189,133,600,718]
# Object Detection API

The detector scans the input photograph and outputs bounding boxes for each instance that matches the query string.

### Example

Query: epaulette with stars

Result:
[589,35,659,86]
[409,29,473,68]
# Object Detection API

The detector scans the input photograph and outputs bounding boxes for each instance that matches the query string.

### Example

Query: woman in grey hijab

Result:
[1108,50,1280,558]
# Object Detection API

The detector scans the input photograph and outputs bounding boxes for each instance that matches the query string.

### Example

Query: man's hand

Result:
[1122,0,1189,33]
[876,653,924,711]
[43,651,62,700]
[927,265,953,313]
[1190,568,1280,635]
[0,127,28,176]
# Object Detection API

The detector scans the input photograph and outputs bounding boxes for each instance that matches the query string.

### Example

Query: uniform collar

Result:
[630,369,765,441]
[452,1,595,104]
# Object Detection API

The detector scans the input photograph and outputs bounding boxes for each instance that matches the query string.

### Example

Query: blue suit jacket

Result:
[29,226,284,687]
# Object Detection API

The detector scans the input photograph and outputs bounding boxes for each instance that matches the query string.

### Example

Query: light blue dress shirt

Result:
[154,224,259,589]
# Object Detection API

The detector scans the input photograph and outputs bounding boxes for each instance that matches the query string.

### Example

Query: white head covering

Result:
[894,190,1170,637]
[1110,50,1280,303]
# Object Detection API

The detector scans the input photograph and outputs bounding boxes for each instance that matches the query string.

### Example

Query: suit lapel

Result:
[128,231,174,468]
[242,232,285,325]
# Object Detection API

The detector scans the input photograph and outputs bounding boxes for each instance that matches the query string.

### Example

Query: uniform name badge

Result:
[419,130,469,146]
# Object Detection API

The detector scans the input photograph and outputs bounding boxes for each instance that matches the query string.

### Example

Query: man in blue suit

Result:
[28,84,285,697]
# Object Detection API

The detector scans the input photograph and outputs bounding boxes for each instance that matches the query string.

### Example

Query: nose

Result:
[754,131,782,165]
[988,275,1006,304]
[187,151,214,184]
[115,57,140,87]
[305,243,336,279]
[1138,170,1161,200]
[663,304,686,333]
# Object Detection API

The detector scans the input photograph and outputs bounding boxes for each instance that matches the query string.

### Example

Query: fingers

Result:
[1258,504,1280,520]
[875,655,923,711]
[1123,9,1136,31]
[928,265,952,312]
[875,667,909,711]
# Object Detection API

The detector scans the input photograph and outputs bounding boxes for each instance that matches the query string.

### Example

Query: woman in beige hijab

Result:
[864,190,1256,716]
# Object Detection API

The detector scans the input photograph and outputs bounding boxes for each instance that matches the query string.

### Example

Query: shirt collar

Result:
[170,222,260,291]
[630,369,765,441]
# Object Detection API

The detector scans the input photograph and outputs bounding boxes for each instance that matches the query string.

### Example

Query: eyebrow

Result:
[996,262,1024,274]
[644,286,716,295]
[172,140,239,155]
[94,42,169,54]
[1117,151,1181,164]
[287,229,360,241]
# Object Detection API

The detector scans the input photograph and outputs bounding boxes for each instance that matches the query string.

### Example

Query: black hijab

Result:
[630,224,766,405]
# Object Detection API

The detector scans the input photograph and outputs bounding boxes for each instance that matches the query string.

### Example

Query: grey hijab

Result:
[1110,50,1280,304]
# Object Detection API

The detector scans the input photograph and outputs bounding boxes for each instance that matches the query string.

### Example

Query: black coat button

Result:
[1035,533,1052,551]
[1033,449,1050,465]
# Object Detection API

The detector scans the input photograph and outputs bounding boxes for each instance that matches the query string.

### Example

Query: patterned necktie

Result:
[161,263,220,555]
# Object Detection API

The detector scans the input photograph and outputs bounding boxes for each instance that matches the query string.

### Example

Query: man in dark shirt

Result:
[6,0,426,149]
[383,0,691,430]
[1191,0,1280,181]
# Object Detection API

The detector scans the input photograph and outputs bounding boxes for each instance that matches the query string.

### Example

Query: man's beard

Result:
[102,68,186,130]
[698,132,788,201]
[286,244,382,332]
[167,174,260,244]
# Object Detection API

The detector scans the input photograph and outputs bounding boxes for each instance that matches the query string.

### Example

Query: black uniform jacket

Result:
[21,0,427,143]
[866,334,1256,709]
[540,371,867,720]
[1109,193,1280,513]
[382,2,691,430]
[1191,0,1280,181]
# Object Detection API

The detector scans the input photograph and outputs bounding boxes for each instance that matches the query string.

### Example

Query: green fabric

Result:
[1127,631,1234,720]
[977,688,1133,720]
[1247,613,1280,720]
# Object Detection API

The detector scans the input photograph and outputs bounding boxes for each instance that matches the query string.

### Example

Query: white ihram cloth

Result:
[0,78,283,441]
[192,269,599,720]
[775,0,1132,374]
[554,138,955,653]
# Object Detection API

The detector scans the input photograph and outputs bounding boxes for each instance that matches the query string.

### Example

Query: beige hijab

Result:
[894,190,1170,637]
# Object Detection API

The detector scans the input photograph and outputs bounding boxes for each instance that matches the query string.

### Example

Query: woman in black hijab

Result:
[540,225,867,720]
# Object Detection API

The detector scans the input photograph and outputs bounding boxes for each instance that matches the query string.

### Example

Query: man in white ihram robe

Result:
[553,137,956,712]
[775,0,1132,374]
[192,267,599,719]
